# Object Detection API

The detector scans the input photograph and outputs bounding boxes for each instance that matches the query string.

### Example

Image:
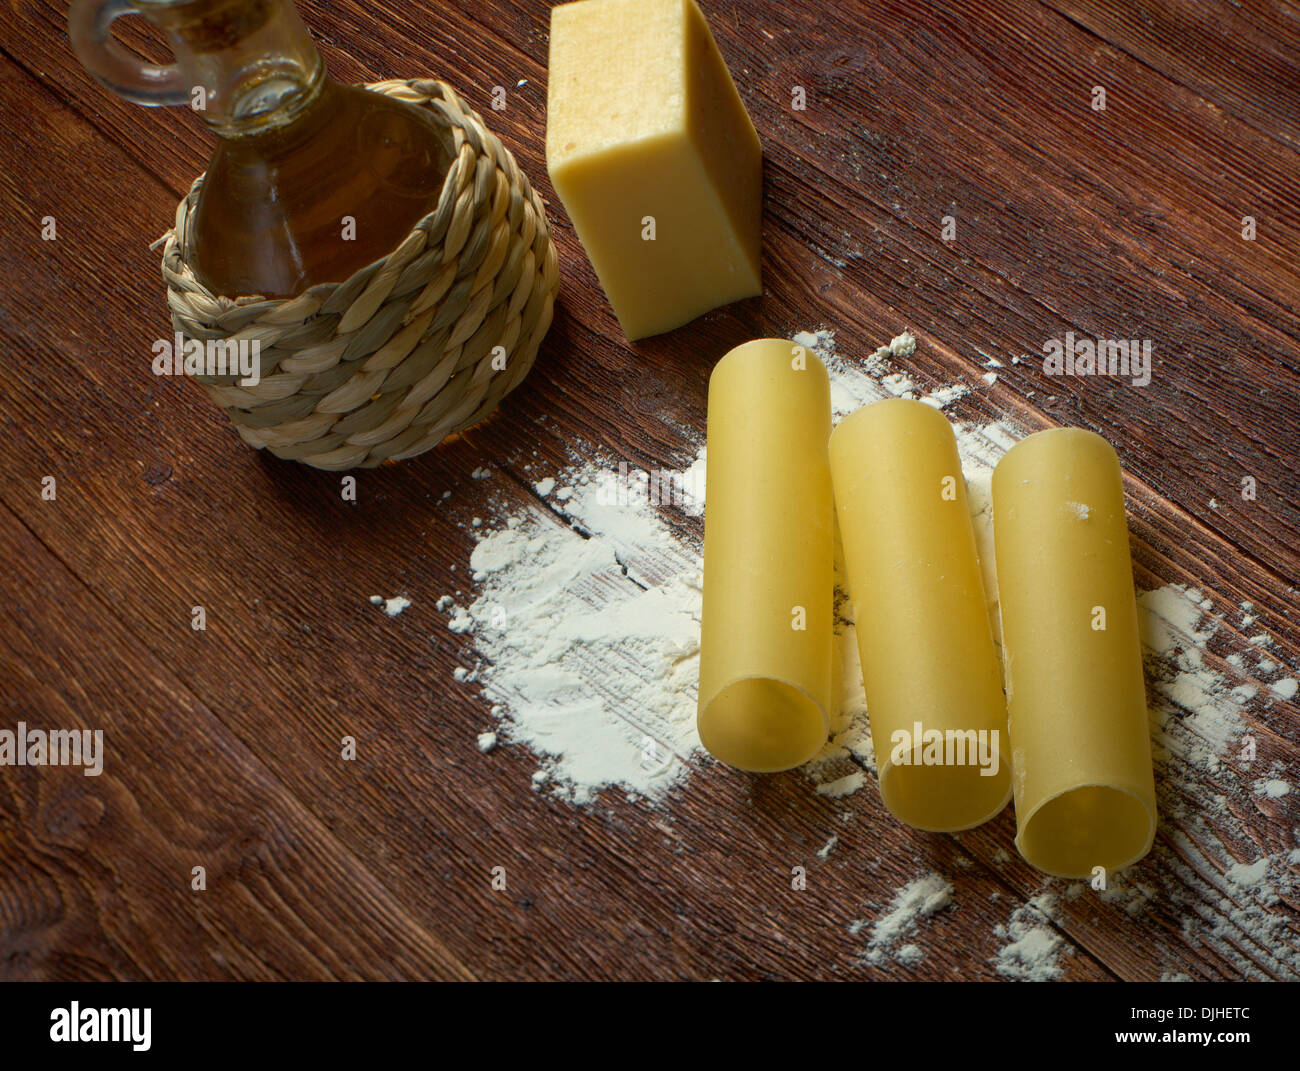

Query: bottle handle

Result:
[68,0,191,107]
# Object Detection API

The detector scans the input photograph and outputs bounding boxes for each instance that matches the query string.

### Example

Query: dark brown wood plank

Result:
[0,0,1295,980]
[1043,0,1300,151]
[0,504,473,981]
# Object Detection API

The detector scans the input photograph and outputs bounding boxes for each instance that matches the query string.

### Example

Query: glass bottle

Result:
[69,0,452,299]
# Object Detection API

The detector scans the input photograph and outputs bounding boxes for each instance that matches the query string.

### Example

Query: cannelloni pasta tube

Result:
[993,428,1156,878]
[697,339,833,772]
[830,399,1011,831]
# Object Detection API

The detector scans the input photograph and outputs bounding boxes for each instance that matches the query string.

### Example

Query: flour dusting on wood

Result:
[431,328,1298,977]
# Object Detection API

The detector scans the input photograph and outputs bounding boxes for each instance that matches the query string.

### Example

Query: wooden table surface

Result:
[1,0,1297,981]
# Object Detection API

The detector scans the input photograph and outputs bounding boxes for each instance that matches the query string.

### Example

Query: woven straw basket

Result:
[159,79,559,470]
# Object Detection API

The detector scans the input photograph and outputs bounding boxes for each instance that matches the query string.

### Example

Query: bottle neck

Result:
[141,0,327,137]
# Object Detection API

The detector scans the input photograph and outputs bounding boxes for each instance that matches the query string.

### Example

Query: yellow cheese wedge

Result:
[546,0,763,340]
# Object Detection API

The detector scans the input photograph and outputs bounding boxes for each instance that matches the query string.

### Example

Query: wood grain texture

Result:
[0,0,1296,980]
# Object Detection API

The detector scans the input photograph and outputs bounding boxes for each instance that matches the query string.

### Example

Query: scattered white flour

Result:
[369,594,410,616]
[817,836,838,859]
[921,383,970,409]
[1256,779,1291,798]
[881,371,915,396]
[437,456,703,803]
[432,326,1299,978]
[1098,877,1155,916]
[896,944,924,966]
[1226,858,1270,888]
[856,872,953,966]
[1140,586,1248,774]
[477,731,497,753]
[792,327,836,360]
[815,771,866,797]
[993,897,1065,980]
[1132,583,1300,978]
[888,332,917,358]
[846,331,917,364]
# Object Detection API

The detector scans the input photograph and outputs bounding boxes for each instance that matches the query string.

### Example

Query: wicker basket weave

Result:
[159,79,559,470]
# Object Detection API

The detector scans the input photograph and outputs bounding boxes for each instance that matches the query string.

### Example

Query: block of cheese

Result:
[546,0,763,340]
